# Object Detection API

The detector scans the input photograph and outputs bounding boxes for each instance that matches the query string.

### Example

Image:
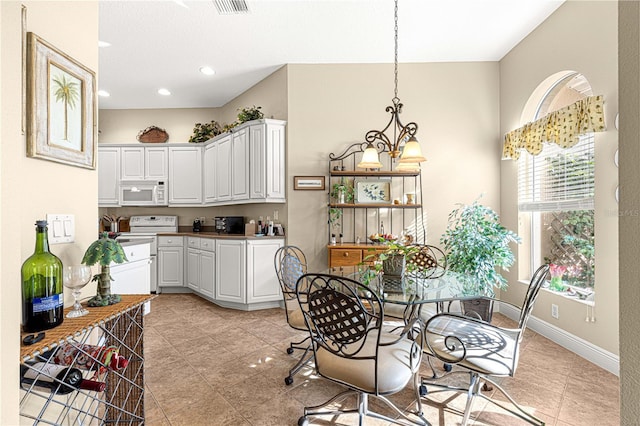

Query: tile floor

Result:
[143,294,620,425]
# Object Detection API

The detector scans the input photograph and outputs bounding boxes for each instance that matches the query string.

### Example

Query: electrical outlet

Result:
[551,304,559,319]
[199,217,206,224]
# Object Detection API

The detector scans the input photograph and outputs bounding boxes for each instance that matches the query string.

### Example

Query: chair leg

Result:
[287,334,311,354]
[285,344,314,385]
[461,373,481,426]
[478,377,546,426]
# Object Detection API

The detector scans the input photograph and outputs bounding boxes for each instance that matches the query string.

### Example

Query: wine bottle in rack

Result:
[20,363,82,395]
[43,343,129,372]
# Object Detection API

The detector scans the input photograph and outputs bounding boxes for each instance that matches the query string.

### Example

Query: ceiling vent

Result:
[213,0,249,14]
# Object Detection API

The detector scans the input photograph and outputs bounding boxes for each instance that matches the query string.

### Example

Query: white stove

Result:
[117,215,178,292]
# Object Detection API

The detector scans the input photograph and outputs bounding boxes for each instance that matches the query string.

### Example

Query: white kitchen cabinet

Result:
[203,142,217,203]
[168,146,202,205]
[215,239,245,303]
[121,147,145,180]
[249,120,286,202]
[122,146,168,181]
[98,146,120,206]
[246,239,283,303]
[185,237,215,299]
[158,236,184,288]
[145,146,168,180]
[110,242,151,314]
[215,135,232,202]
[232,127,249,201]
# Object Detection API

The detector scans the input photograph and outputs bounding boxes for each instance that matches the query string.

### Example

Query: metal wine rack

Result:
[19,295,153,425]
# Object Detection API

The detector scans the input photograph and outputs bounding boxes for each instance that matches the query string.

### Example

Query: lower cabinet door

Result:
[247,240,283,303]
[199,250,215,299]
[186,248,200,292]
[215,240,246,303]
[158,247,184,287]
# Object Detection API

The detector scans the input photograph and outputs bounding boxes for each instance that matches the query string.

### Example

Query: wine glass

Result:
[63,265,92,318]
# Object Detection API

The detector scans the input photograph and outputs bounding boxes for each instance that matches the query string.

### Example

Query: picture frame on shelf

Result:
[355,179,391,203]
[294,176,325,190]
[26,32,97,169]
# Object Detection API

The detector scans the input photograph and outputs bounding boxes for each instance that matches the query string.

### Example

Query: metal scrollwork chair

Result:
[385,244,448,323]
[273,245,313,385]
[295,273,428,426]
[420,264,550,426]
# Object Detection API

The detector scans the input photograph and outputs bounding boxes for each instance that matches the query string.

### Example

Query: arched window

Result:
[518,72,595,291]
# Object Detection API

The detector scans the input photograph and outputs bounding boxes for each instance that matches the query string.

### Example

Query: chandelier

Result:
[357,0,426,170]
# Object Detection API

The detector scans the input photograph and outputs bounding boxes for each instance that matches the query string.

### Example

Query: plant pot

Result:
[383,254,405,277]
[461,298,494,322]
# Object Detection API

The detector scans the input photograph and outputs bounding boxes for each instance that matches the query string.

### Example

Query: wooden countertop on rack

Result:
[20,294,155,361]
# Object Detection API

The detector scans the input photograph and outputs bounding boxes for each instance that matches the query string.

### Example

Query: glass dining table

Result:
[323,265,495,320]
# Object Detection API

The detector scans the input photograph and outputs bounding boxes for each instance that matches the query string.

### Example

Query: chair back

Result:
[296,273,383,358]
[518,264,550,330]
[274,245,307,297]
[406,244,447,278]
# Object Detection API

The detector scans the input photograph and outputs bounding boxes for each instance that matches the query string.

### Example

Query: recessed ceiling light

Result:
[98,40,111,48]
[157,88,171,96]
[199,66,215,76]
[97,90,110,97]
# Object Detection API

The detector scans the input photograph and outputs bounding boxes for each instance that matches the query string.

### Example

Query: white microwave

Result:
[120,180,167,206]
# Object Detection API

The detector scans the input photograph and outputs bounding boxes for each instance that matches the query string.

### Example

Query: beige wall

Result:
[286,62,501,272]
[0,1,99,423]
[619,1,640,422]
[500,1,619,354]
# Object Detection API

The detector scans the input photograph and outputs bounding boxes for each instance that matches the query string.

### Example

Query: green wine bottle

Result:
[22,220,64,332]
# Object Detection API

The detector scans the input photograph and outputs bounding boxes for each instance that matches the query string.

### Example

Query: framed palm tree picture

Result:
[26,32,96,169]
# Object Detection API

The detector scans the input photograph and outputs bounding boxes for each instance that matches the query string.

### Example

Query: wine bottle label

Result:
[32,294,63,313]
[23,363,68,381]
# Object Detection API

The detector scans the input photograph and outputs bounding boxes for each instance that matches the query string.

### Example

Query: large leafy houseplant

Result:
[82,233,128,306]
[441,199,520,296]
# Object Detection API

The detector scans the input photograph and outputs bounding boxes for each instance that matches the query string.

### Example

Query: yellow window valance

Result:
[503,95,605,160]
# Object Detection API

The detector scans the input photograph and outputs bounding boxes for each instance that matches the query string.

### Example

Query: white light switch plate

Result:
[46,214,75,244]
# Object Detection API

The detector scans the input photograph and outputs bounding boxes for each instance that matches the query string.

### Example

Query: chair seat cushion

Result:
[315,330,420,394]
[424,315,520,376]
[287,307,307,330]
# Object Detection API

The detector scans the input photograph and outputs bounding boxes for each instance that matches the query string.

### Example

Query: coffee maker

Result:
[192,219,202,232]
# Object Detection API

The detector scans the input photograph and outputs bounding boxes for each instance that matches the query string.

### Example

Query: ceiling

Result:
[98,0,564,110]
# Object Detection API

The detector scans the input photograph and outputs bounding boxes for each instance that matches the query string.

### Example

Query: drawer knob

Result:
[167,239,172,243]
[343,252,349,257]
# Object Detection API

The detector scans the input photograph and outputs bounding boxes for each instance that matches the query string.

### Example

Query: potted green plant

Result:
[330,178,354,204]
[82,232,128,306]
[236,105,264,123]
[441,198,520,320]
[188,120,224,143]
[363,238,419,278]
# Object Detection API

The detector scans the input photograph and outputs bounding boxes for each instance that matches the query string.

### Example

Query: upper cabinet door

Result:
[168,146,203,205]
[215,135,232,202]
[249,121,286,201]
[121,147,145,180]
[98,147,120,206]
[145,147,168,180]
[232,127,249,201]
[203,142,217,203]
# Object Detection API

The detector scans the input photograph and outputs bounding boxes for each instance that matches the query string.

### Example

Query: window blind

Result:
[518,133,594,212]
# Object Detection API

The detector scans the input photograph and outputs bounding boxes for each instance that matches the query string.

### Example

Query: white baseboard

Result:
[497,302,620,376]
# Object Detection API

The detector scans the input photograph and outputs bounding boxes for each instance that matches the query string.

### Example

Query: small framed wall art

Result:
[355,179,391,203]
[294,176,326,190]
[26,32,97,169]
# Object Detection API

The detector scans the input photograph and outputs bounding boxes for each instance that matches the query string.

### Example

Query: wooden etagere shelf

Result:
[327,142,426,267]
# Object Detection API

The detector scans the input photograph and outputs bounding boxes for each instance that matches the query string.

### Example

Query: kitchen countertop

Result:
[158,232,285,240]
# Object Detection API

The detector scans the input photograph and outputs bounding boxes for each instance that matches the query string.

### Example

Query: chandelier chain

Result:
[393,0,399,104]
